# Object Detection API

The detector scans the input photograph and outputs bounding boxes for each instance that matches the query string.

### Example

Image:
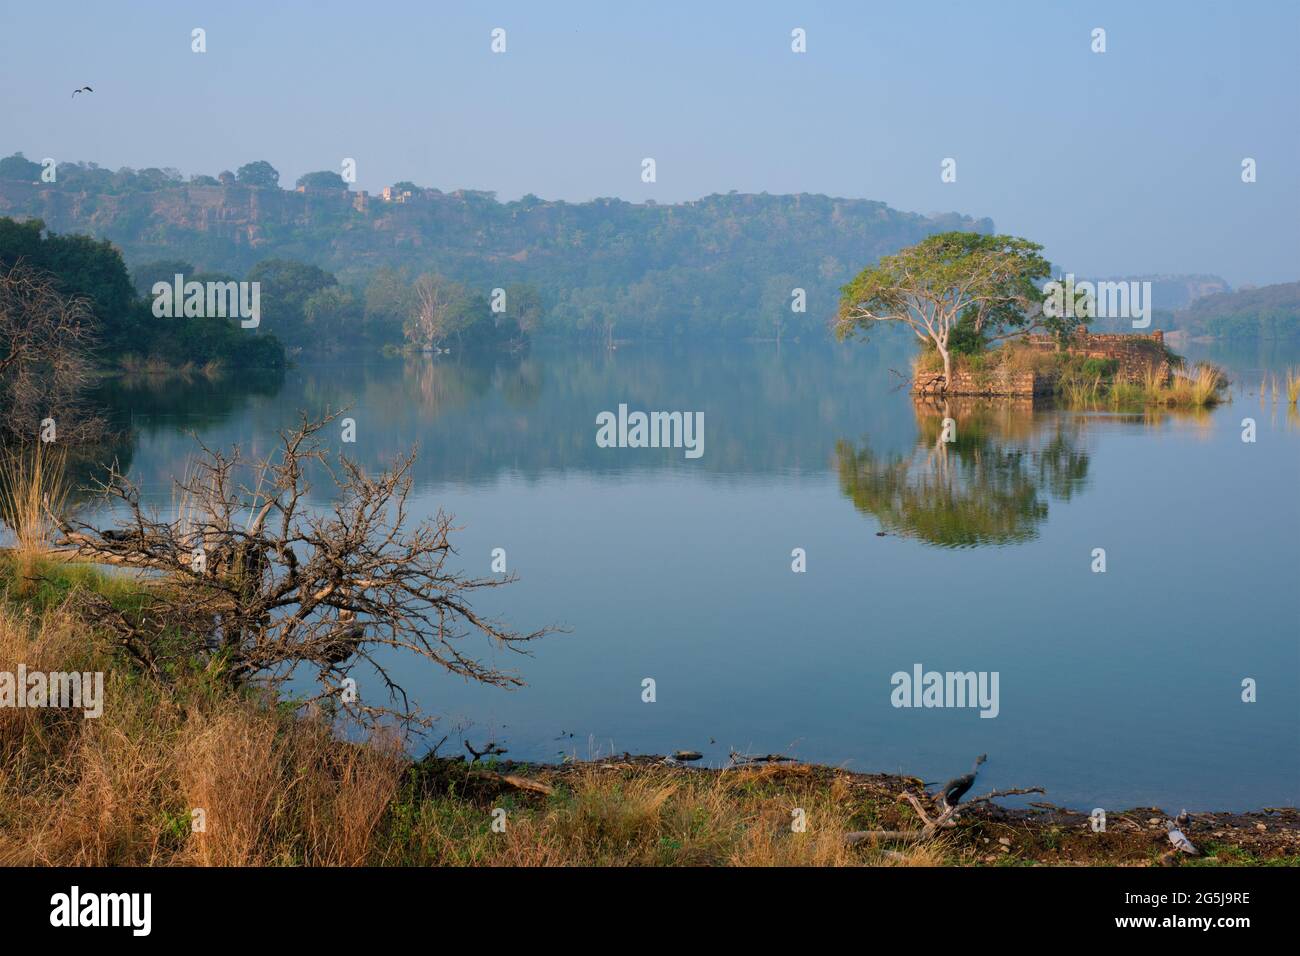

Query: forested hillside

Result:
[0,154,992,341]
[1178,281,1300,341]
[0,216,284,367]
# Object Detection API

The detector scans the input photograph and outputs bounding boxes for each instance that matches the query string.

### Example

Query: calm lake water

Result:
[87,336,1300,811]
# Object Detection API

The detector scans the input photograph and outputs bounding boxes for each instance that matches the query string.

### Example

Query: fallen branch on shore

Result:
[845,786,1046,846]
[469,770,554,796]
[727,750,797,767]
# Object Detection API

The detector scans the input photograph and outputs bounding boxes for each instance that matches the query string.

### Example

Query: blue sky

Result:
[1,0,1296,285]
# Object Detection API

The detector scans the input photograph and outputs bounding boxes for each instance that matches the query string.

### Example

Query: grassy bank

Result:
[1,554,1297,867]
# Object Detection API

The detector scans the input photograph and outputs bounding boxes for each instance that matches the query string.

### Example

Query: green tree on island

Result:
[835,233,1058,388]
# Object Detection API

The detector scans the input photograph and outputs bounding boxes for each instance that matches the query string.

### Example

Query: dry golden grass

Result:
[0,595,403,866]
[1166,363,1225,406]
[0,444,70,597]
[1075,362,1226,410]
[373,761,945,868]
[179,708,402,866]
[1286,368,1300,407]
[0,562,965,869]
[0,564,953,868]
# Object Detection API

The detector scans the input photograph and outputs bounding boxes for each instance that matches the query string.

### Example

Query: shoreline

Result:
[410,753,1300,866]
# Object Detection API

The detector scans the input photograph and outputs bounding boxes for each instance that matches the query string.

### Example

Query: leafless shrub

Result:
[54,411,553,728]
[0,260,101,444]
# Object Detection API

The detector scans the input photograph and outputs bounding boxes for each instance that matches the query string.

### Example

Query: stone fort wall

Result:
[1023,329,1170,381]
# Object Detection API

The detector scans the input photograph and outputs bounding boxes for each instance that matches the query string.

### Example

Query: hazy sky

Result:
[1,0,1296,285]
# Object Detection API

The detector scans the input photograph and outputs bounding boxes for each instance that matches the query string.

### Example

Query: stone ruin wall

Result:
[915,330,1171,397]
[1024,329,1170,381]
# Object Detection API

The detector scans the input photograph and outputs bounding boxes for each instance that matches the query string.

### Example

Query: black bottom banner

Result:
[0,864,1280,941]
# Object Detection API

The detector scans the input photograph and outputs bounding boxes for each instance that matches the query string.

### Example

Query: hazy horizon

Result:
[2,0,1297,286]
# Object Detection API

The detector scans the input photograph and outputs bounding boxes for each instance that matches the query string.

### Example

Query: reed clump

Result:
[0,444,70,597]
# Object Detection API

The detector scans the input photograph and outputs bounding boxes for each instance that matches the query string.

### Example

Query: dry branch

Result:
[470,772,554,796]
[846,785,1046,846]
[0,261,102,443]
[50,411,555,729]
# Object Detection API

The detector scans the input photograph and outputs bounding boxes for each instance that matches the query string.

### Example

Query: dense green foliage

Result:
[0,155,992,341]
[0,152,42,182]
[236,160,280,188]
[0,217,284,368]
[247,259,339,349]
[0,216,137,353]
[837,233,1058,340]
[837,233,1061,382]
[296,170,348,191]
[1180,282,1300,341]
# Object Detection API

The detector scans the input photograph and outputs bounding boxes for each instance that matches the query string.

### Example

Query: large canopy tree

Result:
[235,160,280,188]
[835,232,1056,389]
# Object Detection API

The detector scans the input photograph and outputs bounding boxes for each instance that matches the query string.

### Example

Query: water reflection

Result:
[47,341,1300,808]
[93,366,286,434]
[835,399,1090,547]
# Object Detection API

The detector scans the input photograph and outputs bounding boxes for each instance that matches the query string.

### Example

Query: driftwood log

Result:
[470,771,553,796]
[845,786,1046,846]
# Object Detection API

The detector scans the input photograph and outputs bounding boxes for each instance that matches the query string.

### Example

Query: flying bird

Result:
[938,753,987,811]
[71,86,94,98]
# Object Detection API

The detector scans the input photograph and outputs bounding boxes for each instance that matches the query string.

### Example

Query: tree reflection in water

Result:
[835,399,1090,547]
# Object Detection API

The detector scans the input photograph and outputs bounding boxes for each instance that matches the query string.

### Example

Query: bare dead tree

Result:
[404,274,461,350]
[53,411,553,728]
[0,260,101,444]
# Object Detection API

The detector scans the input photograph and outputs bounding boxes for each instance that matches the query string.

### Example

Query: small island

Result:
[833,232,1231,408]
